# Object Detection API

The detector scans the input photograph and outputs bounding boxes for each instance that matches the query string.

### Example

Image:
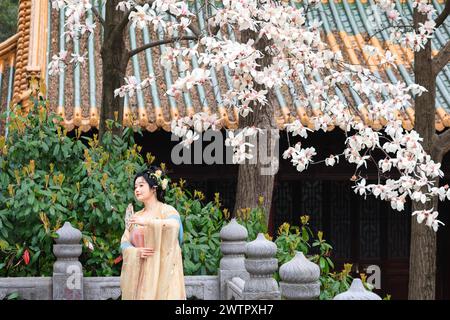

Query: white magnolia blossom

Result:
[114,75,156,98]
[52,0,66,10]
[224,128,257,164]
[380,50,397,67]
[232,143,255,164]
[129,4,153,29]
[116,1,134,12]
[390,195,406,211]
[407,84,428,97]
[379,158,393,173]
[181,130,199,148]
[411,191,427,204]
[363,45,380,57]
[413,208,445,232]
[50,0,448,232]
[171,112,221,141]
[47,50,68,75]
[167,68,211,97]
[285,120,312,139]
[69,52,87,65]
[325,154,340,167]
[283,142,317,172]
[353,178,368,197]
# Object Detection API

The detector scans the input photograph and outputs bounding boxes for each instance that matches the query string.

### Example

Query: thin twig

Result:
[366,25,414,42]
[127,35,198,59]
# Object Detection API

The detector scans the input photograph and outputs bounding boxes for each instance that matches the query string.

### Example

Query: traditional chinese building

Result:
[1,0,449,299]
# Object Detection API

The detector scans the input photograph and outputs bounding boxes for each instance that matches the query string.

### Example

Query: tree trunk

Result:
[408,7,439,300]
[99,0,129,140]
[233,29,278,228]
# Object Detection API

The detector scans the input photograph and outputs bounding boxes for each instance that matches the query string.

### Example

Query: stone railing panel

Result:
[83,277,121,300]
[226,277,245,300]
[185,276,219,300]
[0,277,52,300]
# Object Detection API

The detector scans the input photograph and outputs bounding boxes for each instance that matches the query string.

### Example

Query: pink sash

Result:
[130,227,145,248]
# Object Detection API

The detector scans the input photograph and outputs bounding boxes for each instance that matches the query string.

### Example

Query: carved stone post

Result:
[243,233,280,300]
[219,218,249,299]
[333,278,382,300]
[52,222,84,300]
[279,251,320,300]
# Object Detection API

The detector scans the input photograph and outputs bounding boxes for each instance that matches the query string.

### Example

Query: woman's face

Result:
[134,176,154,202]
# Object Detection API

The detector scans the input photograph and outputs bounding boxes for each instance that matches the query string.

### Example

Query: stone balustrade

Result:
[0,219,379,301]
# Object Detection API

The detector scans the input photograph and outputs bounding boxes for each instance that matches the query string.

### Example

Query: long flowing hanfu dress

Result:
[119,203,186,300]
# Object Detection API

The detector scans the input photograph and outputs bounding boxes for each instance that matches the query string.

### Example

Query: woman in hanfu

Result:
[119,166,186,300]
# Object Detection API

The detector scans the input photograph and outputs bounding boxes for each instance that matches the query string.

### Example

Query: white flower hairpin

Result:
[147,169,169,190]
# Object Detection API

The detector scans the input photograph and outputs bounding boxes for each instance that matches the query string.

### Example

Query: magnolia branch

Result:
[127,35,199,58]
[366,25,414,42]
[91,6,105,26]
[173,15,202,38]
[113,0,153,39]
[202,0,223,36]
[432,40,450,76]
[113,0,202,42]
[434,0,450,29]
[143,0,203,37]
[113,7,134,39]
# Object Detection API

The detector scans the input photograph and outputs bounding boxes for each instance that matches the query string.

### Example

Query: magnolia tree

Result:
[48,0,449,298]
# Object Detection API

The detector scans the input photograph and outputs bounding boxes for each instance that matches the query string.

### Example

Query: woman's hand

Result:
[138,248,155,258]
[129,215,150,226]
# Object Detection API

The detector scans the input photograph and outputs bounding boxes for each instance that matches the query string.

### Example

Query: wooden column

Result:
[12,0,49,110]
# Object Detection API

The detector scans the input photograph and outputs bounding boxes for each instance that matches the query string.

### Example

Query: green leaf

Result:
[42,142,49,152]
[301,226,309,242]
[184,259,196,273]
[15,247,24,259]
[7,292,19,300]
[33,201,40,213]
[0,228,8,238]
[326,257,334,269]
[105,198,111,211]
[319,257,326,270]
[30,250,41,265]
[27,193,35,205]
[0,240,9,250]
[53,144,60,157]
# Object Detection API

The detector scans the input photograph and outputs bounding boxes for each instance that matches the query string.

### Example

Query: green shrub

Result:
[0,95,146,276]
[166,185,224,275]
[168,185,268,275]
[0,94,265,277]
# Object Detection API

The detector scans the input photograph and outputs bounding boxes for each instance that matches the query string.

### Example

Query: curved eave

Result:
[2,0,448,133]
